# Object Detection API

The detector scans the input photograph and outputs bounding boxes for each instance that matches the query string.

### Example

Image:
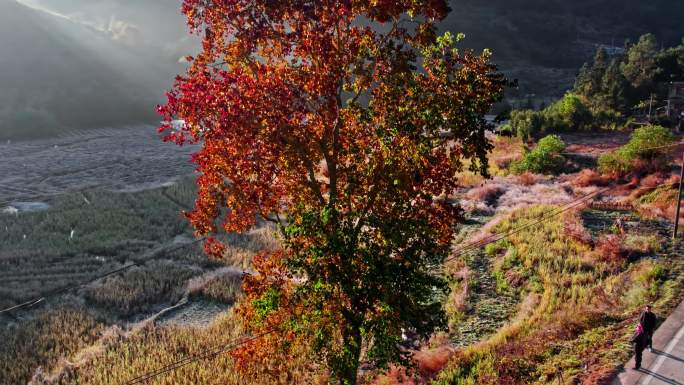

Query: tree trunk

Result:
[337,323,362,385]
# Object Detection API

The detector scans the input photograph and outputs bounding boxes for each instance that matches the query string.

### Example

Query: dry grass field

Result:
[2,129,684,385]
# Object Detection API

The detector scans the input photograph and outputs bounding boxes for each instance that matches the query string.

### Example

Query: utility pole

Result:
[674,151,684,239]
[648,94,654,121]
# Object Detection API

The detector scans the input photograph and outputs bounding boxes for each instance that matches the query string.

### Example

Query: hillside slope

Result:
[441,0,684,97]
[0,0,165,140]
[2,0,683,139]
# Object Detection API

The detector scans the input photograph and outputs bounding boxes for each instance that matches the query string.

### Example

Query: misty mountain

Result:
[18,0,196,64]
[0,0,181,141]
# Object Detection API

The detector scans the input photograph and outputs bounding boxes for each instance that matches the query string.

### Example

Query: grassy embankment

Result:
[433,205,682,385]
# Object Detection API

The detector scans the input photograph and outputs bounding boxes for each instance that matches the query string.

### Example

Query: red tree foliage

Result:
[160,1,506,383]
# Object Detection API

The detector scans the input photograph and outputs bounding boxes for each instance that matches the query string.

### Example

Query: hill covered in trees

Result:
[442,0,684,99]
[503,34,684,140]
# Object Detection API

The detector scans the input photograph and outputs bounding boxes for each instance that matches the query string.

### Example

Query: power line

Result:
[120,186,621,383]
[0,238,206,315]
[3,138,679,379]
[441,178,672,269]
[121,181,668,382]
[123,330,275,385]
[0,263,139,315]
[119,186,619,383]
[443,185,614,265]
[440,139,684,262]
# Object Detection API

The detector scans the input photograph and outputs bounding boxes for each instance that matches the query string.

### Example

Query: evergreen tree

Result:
[573,62,592,96]
[654,38,684,83]
[574,48,608,99]
[602,59,629,112]
[621,34,661,91]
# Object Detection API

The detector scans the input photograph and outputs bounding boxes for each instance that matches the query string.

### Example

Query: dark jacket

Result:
[640,311,656,332]
[631,329,648,350]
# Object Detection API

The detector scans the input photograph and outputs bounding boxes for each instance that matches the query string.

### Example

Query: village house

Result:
[666,81,684,119]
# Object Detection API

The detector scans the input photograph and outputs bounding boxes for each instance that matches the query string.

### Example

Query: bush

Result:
[572,169,610,187]
[545,93,592,131]
[466,184,505,205]
[598,125,676,176]
[503,94,594,139]
[505,109,545,140]
[516,172,539,186]
[510,135,566,174]
[595,234,627,263]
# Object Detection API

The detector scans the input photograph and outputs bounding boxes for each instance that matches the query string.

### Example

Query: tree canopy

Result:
[574,34,684,114]
[159,1,506,383]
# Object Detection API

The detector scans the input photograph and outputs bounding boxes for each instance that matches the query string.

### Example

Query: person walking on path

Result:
[639,304,657,351]
[630,323,649,370]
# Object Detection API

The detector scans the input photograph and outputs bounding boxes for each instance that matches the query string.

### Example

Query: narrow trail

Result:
[451,249,519,347]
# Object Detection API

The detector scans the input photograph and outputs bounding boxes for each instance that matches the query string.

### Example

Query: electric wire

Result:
[443,185,614,264]
[122,330,275,385]
[118,177,672,383]
[0,237,206,315]
[121,187,616,382]
[4,139,682,381]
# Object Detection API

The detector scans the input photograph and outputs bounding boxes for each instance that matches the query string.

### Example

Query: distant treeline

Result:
[503,34,684,139]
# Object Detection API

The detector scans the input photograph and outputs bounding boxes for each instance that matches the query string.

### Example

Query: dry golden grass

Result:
[54,311,323,385]
[0,306,105,385]
[432,205,682,385]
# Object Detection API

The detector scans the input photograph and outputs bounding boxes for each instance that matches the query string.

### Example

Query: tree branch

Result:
[283,133,326,206]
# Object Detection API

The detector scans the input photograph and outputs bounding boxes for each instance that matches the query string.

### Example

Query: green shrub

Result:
[598,125,676,175]
[546,93,593,131]
[510,135,566,174]
[504,94,595,139]
[597,151,631,176]
[505,109,545,140]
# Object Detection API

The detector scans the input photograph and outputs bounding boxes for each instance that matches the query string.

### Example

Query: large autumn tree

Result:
[159,1,505,383]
